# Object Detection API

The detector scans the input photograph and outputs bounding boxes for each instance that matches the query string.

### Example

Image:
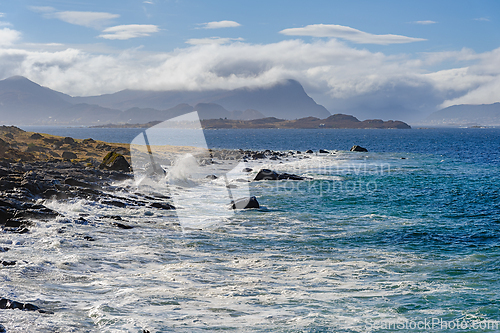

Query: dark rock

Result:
[0,297,52,314]
[254,169,279,181]
[82,138,96,144]
[100,152,131,172]
[0,323,5,333]
[1,261,16,266]
[83,236,95,241]
[269,156,280,160]
[62,137,75,145]
[278,173,305,180]
[252,153,266,159]
[30,133,43,139]
[62,151,78,160]
[111,222,133,229]
[319,149,329,154]
[242,168,253,172]
[206,174,218,180]
[0,247,9,252]
[231,196,260,209]
[306,150,314,154]
[103,215,122,220]
[102,200,126,208]
[150,202,175,210]
[350,145,368,152]
[64,177,95,189]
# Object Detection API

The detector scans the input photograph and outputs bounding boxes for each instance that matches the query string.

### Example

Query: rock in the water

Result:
[99,152,131,172]
[150,202,175,210]
[0,323,5,333]
[254,169,279,181]
[62,151,77,160]
[206,174,218,180]
[111,221,133,229]
[0,297,52,313]
[231,196,260,209]
[64,177,94,189]
[242,168,253,172]
[278,173,305,180]
[306,150,314,154]
[102,200,127,208]
[1,260,16,266]
[319,149,329,154]
[350,145,368,152]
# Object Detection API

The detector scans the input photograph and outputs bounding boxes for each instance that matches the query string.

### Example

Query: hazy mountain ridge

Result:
[0,76,329,125]
[426,103,500,126]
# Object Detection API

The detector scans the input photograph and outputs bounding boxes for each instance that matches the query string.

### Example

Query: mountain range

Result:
[425,103,500,126]
[0,76,330,125]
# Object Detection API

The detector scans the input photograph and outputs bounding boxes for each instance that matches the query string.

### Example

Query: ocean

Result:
[1,127,500,332]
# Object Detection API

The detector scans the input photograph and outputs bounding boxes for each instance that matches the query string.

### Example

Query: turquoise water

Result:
[3,127,499,332]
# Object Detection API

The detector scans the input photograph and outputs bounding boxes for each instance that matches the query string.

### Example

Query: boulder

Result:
[99,152,131,172]
[0,297,52,313]
[278,173,305,180]
[254,169,279,181]
[350,145,368,152]
[319,149,329,154]
[62,151,77,160]
[231,196,260,209]
[306,150,314,154]
[62,137,75,145]
[150,202,175,210]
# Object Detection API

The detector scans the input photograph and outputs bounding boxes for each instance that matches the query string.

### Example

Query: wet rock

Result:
[150,202,175,210]
[278,173,305,180]
[1,261,16,266]
[0,247,9,252]
[242,168,253,173]
[64,177,95,189]
[206,174,218,180]
[350,145,368,152]
[62,151,78,160]
[103,215,122,220]
[100,152,131,172]
[319,149,329,154]
[254,169,304,181]
[254,169,279,181]
[231,196,260,209]
[0,297,52,314]
[306,150,314,154]
[83,235,95,241]
[0,323,5,333]
[102,200,127,208]
[111,221,134,229]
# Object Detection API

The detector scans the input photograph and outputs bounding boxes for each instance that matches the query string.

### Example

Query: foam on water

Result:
[2,146,500,332]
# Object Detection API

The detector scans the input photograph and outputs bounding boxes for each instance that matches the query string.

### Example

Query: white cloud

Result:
[99,25,159,40]
[0,12,4,18]
[474,17,490,22]
[2,36,500,118]
[29,6,56,13]
[199,20,241,29]
[414,20,436,25]
[186,37,244,45]
[280,24,426,44]
[51,11,119,28]
[0,28,21,46]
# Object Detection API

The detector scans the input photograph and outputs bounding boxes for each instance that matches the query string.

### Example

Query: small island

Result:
[91,114,411,129]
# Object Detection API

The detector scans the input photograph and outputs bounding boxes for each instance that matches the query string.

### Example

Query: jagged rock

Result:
[62,151,77,160]
[1,261,16,266]
[254,169,279,180]
[319,149,329,154]
[350,145,368,152]
[306,150,314,154]
[231,196,260,209]
[99,152,131,172]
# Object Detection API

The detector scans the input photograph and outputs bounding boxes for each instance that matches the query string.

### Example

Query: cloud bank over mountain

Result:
[1,20,500,122]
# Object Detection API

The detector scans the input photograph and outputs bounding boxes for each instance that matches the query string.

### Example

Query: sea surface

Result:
[1,127,500,332]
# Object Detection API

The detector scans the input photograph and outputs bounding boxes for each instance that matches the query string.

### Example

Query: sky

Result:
[1,0,500,121]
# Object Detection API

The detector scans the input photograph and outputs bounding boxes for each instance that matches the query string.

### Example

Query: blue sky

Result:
[1,0,500,121]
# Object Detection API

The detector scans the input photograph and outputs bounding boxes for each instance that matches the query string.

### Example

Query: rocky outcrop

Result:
[0,297,52,314]
[350,145,368,152]
[254,169,305,181]
[99,152,131,172]
[231,196,260,209]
